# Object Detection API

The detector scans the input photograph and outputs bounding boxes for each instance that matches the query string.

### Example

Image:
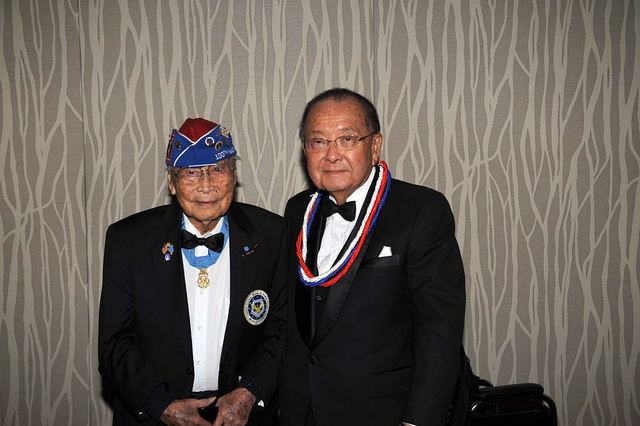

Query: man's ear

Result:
[371,133,383,164]
[167,172,177,196]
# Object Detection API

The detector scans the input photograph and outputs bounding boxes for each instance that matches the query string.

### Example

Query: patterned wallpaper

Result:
[1,0,638,425]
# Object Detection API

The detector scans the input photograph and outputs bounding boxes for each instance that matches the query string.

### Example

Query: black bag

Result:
[446,348,492,425]
[447,347,557,426]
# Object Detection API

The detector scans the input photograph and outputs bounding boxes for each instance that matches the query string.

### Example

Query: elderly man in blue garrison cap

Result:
[99,118,287,426]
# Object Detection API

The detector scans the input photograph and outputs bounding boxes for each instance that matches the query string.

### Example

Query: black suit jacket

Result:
[279,178,466,426]
[98,201,287,425]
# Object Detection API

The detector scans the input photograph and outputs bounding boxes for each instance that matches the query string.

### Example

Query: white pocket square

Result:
[378,246,393,257]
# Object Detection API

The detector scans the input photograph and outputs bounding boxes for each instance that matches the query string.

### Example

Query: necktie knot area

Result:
[322,199,356,222]
[180,229,224,252]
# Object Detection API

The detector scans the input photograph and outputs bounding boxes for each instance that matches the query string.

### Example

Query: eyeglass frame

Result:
[170,160,237,184]
[303,131,377,152]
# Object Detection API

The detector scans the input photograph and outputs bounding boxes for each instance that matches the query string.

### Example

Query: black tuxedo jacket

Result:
[98,201,287,425]
[279,178,466,426]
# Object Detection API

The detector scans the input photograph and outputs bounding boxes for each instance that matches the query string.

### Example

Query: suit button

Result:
[186,367,194,375]
[309,355,319,365]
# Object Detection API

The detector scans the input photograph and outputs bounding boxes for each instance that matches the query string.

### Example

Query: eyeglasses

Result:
[304,131,377,152]
[173,163,234,185]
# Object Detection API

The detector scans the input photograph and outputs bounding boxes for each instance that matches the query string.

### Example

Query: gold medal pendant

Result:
[197,268,210,291]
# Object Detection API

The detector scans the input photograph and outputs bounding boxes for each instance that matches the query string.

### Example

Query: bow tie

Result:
[321,199,356,222]
[180,229,224,252]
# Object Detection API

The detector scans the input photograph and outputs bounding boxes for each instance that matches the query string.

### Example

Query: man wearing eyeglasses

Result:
[99,118,286,426]
[279,89,466,425]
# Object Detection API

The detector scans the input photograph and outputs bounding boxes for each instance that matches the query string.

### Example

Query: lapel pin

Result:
[162,243,174,261]
[242,243,258,257]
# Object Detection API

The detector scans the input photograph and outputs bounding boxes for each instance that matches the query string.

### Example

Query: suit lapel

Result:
[153,203,193,363]
[294,198,324,347]
[310,222,377,348]
[220,203,258,365]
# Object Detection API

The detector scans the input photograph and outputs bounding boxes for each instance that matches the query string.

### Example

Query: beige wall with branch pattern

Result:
[1,1,638,425]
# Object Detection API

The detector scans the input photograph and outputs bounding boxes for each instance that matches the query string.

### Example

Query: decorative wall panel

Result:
[1,0,638,425]
[0,0,87,425]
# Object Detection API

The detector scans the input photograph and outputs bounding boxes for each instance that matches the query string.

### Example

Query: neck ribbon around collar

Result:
[181,216,229,269]
[296,161,391,287]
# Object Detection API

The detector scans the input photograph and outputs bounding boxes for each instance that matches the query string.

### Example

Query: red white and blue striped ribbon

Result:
[296,161,391,287]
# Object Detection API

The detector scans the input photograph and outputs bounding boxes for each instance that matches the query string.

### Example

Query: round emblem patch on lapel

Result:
[243,290,269,326]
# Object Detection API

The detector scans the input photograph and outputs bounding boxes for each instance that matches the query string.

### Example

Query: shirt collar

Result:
[182,213,225,238]
[328,166,376,220]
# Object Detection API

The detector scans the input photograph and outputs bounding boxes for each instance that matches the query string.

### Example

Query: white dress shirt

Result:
[181,215,231,392]
[317,167,376,274]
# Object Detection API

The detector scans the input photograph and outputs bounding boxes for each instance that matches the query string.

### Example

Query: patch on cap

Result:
[165,118,236,167]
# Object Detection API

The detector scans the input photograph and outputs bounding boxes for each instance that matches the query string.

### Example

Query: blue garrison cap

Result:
[165,117,236,167]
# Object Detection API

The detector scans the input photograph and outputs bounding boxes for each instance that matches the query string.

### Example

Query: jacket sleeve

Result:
[402,191,466,424]
[236,219,289,406]
[98,224,173,419]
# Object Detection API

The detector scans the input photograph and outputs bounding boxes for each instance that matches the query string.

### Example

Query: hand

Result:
[159,397,216,426]
[212,387,257,426]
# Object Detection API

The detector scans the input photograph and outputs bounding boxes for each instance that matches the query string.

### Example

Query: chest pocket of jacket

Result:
[359,254,400,269]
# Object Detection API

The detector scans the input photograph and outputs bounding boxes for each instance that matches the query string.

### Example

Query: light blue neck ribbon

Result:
[181,216,229,269]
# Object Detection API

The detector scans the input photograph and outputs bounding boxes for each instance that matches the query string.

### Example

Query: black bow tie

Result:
[322,199,356,222]
[180,229,224,252]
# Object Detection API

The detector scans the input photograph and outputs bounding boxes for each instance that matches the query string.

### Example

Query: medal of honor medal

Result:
[197,268,210,291]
